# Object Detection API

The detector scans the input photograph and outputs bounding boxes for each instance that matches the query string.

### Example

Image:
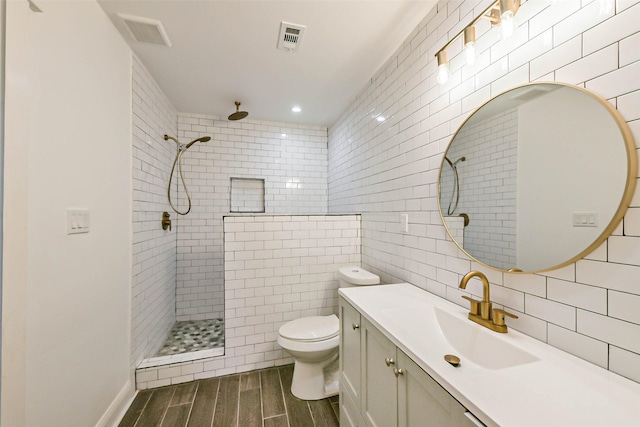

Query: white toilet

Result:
[278,266,380,400]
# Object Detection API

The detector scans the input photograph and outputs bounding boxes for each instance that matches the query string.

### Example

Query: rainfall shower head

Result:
[228,101,249,121]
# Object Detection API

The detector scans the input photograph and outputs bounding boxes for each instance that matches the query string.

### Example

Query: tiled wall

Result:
[445,107,518,269]
[136,214,360,389]
[328,0,640,383]
[131,55,178,369]
[175,114,328,321]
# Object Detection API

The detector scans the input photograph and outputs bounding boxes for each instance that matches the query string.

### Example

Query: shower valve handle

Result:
[162,211,172,231]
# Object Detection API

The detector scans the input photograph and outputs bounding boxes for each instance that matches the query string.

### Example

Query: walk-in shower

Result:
[165,134,211,215]
[444,156,465,215]
[151,134,226,363]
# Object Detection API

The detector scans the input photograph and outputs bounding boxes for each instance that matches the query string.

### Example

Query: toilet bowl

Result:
[278,266,380,400]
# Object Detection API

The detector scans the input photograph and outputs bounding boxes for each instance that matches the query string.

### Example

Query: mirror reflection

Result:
[439,83,636,273]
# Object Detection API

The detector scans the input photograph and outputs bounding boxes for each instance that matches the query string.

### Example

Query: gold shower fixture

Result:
[434,0,520,85]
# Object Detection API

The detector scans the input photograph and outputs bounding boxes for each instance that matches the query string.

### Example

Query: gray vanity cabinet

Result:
[362,318,398,427]
[397,351,480,427]
[339,297,484,427]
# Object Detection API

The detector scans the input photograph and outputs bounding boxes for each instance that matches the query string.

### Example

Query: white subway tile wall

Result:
[131,55,179,370]
[175,115,328,321]
[328,0,640,382]
[136,214,360,389]
[443,107,518,269]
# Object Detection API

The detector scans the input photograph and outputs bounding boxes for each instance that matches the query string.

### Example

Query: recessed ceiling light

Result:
[292,106,302,113]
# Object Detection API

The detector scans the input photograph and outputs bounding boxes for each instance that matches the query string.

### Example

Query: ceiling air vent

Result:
[117,13,172,47]
[277,22,306,52]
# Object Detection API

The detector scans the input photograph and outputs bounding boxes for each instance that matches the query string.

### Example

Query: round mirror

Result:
[439,82,637,273]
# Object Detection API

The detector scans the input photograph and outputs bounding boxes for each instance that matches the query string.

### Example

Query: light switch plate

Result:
[400,213,409,233]
[67,209,90,234]
[572,212,597,227]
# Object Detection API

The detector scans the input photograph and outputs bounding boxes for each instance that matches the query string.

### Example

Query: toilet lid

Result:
[279,315,339,342]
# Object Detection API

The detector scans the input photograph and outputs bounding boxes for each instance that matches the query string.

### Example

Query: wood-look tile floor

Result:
[119,365,340,427]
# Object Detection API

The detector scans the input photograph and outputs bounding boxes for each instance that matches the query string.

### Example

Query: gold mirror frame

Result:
[438,82,637,274]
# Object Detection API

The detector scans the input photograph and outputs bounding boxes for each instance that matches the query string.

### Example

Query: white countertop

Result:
[339,283,640,427]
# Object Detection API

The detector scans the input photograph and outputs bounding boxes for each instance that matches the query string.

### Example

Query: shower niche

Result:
[230,177,265,213]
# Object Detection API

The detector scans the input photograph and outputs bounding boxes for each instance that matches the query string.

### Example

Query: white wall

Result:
[175,115,328,321]
[0,0,5,413]
[131,54,179,370]
[329,0,640,383]
[2,1,133,425]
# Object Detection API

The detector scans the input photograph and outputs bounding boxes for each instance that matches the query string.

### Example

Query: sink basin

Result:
[434,307,539,369]
[382,305,539,370]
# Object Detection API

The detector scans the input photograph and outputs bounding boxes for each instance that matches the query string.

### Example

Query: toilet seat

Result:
[279,315,339,342]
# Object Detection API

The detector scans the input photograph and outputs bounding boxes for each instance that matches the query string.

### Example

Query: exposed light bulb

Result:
[464,42,476,66]
[599,0,613,15]
[436,50,449,85]
[500,10,515,39]
[437,63,449,85]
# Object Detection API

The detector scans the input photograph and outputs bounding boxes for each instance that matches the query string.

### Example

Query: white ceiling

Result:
[97,1,438,127]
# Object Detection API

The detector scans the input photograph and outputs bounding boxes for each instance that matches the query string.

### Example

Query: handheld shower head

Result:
[185,136,212,149]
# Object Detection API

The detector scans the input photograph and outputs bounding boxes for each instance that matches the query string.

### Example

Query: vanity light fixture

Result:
[434,0,520,85]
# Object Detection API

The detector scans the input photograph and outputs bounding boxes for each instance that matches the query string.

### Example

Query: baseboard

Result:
[95,378,136,427]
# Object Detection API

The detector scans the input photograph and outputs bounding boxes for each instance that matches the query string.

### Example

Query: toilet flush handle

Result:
[352,323,360,330]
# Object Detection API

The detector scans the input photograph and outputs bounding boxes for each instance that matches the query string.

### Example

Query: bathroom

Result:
[2,0,640,425]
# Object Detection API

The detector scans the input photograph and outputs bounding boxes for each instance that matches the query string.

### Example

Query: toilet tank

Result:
[338,266,380,288]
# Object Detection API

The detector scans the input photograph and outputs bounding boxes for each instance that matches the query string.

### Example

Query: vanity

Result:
[338,283,640,427]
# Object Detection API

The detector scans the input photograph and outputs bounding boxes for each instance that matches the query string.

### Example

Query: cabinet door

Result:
[397,350,484,427]
[340,389,367,427]
[362,319,398,427]
[340,299,362,405]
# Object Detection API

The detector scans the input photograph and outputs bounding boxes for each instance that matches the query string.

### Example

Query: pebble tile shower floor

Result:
[119,365,339,427]
[155,319,224,357]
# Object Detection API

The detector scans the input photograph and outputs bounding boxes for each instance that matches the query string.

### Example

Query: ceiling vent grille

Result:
[117,13,172,47]
[277,22,306,52]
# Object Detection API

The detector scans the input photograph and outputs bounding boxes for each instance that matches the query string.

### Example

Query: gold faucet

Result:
[459,271,518,333]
